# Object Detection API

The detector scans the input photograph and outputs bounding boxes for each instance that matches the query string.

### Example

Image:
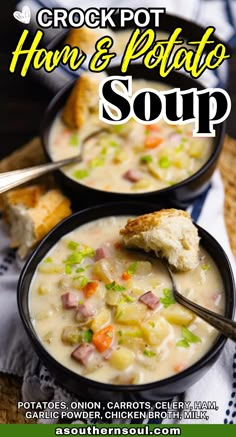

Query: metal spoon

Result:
[128,248,236,341]
[162,259,236,342]
[0,128,106,194]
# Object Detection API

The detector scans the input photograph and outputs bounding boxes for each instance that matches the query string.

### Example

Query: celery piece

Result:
[175,144,184,153]
[70,132,79,146]
[122,294,135,303]
[113,125,123,134]
[140,155,153,164]
[82,329,93,343]
[160,288,175,308]
[73,169,89,180]
[76,267,85,273]
[176,339,189,348]
[182,326,201,344]
[159,156,170,169]
[109,140,120,148]
[143,349,156,357]
[81,247,95,258]
[201,264,210,271]
[105,281,126,291]
[65,252,83,265]
[67,241,79,251]
[127,261,138,275]
[65,264,72,275]
[89,157,105,168]
[80,277,88,288]
[44,257,52,263]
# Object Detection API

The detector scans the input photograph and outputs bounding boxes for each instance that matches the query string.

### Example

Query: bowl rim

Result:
[40,68,226,199]
[17,202,235,393]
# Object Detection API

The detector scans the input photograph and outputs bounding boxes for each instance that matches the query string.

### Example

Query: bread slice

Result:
[62,71,106,129]
[120,209,200,272]
[65,27,114,53]
[2,185,72,258]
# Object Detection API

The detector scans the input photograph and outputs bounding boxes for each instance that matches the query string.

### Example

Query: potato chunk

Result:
[61,326,81,345]
[90,308,111,332]
[141,316,170,345]
[105,290,122,306]
[162,303,194,326]
[110,347,134,370]
[116,303,146,325]
[92,259,115,283]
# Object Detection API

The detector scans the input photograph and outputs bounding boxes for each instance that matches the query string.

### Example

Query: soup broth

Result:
[30,216,224,385]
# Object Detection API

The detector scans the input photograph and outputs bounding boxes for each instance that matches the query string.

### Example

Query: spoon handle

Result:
[0,128,106,194]
[174,290,236,342]
[0,156,80,194]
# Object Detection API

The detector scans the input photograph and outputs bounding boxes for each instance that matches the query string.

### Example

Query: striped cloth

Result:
[0,0,235,425]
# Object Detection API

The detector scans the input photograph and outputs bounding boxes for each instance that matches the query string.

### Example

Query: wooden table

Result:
[0,0,236,162]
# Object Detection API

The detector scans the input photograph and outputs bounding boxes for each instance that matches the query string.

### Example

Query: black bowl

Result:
[18,202,235,401]
[41,64,225,209]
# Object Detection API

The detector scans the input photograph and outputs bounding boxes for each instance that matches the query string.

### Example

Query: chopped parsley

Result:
[160,288,175,308]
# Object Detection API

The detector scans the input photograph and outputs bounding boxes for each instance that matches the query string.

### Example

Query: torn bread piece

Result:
[120,209,200,272]
[2,185,72,258]
[65,27,114,53]
[62,71,107,130]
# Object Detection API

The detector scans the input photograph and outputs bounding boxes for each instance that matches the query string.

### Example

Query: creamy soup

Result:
[49,80,213,193]
[30,216,224,385]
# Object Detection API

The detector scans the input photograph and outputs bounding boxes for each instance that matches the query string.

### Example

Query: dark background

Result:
[1,0,235,160]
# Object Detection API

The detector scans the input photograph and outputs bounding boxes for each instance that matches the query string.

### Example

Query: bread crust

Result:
[62,72,105,129]
[3,185,45,210]
[2,185,72,257]
[120,209,190,238]
[65,28,100,53]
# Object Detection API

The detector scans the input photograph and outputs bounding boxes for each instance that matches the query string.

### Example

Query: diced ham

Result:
[61,292,78,309]
[95,246,110,261]
[75,302,95,322]
[123,169,143,182]
[71,343,95,366]
[139,291,160,310]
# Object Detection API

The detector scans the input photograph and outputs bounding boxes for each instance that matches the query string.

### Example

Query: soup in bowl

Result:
[18,203,234,400]
[41,66,225,206]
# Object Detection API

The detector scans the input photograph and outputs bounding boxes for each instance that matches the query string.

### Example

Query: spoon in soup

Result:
[147,254,236,342]
[0,128,106,194]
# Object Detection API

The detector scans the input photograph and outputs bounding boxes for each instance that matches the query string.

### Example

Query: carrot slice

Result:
[122,271,131,281]
[144,137,163,149]
[92,325,114,352]
[83,281,99,298]
[146,124,161,132]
